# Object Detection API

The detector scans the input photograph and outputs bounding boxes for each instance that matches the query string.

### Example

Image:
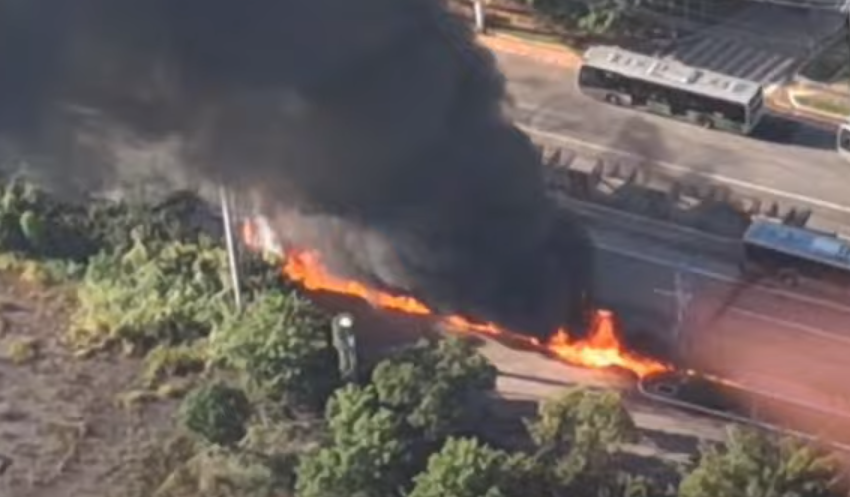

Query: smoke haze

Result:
[0,0,593,339]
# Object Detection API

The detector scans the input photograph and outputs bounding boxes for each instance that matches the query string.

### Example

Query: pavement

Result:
[490,50,850,230]
[593,230,850,386]
[431,205,850,454]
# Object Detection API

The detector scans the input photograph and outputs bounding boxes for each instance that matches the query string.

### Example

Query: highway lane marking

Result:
[511,111,850,216]
[595,241,850,339]
[721,306,850,347]
[652,286,850,345]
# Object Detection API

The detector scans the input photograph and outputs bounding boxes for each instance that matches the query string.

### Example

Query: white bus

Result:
[577,45,766,135]
[838,121,850,160]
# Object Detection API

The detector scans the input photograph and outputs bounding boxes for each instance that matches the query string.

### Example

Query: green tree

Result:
[679,426,844,497]
[526,0,633,35]
[295,385,410,497]
[371,336,497,440]
[210,291,337,409]
[408,437,532,497]
[526,387,638,491]
[179,382,252,447]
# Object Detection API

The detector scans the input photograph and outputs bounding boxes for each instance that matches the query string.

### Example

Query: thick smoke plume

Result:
[0,0,593,339]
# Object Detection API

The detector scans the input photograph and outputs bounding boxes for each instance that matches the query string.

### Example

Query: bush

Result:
[69,237,232,352]
[408,437,536,497]
[295,385,410,497]
[679,426,844,497]
[0,178,216,254]
[371,336,497,440]
[210,290,337,409]
[179,382,252,447]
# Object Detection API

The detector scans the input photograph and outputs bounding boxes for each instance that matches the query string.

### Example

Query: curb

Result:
[636,377,850,453]
[476,31,581,69]
[786,90,848,124]
[765,88,839,130]
[767,90,841,129]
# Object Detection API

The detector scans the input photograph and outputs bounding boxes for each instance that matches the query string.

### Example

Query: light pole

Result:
[219,185,243,312]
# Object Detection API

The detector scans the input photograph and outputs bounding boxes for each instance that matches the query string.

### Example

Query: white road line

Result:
[675,37,714,62]
[761,56,799,85]
[514,121,850,215]
[716,46,757,76]
[652,285,850,344]
[729,306,850,346]
[747,54,783,83]
[595,240,850,317]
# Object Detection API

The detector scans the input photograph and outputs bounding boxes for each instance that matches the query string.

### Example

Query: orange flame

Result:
[242,220,669,378]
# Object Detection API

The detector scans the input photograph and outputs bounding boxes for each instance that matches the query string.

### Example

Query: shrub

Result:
[69,237,232,352]
[179,382,252,447]
[209,291,336,409]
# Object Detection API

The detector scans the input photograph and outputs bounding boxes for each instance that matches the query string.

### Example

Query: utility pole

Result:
[219,185,243,312]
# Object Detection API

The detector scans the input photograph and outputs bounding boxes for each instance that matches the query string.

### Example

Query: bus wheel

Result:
[777,269,799,287]
[697,116,714,129]
[605,94,622,106]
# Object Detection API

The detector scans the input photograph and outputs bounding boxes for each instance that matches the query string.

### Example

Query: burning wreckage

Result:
[242,215,670,379]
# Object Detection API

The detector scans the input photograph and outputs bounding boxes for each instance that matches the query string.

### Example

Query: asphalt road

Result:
[495,52,850,226]
[593,235,850,418]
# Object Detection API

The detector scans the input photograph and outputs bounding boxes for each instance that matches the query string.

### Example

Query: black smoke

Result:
[0,0,594,339]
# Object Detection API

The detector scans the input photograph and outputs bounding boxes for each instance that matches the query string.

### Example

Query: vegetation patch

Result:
[794,92,850,118]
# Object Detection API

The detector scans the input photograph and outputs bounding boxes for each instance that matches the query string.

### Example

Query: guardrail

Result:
[637,375,850,454]
[530,138,813,247]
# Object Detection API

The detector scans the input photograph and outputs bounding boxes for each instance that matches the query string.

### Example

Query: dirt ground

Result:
[0,273,177,497]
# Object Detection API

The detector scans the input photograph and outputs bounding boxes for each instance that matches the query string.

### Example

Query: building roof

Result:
[582,45,764,105]
[743,218,850,270]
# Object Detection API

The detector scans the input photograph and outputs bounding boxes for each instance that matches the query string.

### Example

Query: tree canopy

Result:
[210,290,337,409]
[408,437,531,497]
[371,335,498,440]
[679,426,845,497]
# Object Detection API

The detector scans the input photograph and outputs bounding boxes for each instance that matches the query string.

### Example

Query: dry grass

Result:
[5,336,41,364]
[0,271,179,497]
[794,93,850,118]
